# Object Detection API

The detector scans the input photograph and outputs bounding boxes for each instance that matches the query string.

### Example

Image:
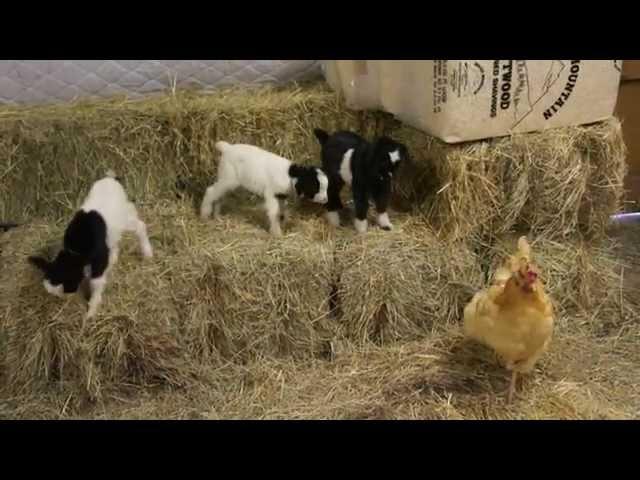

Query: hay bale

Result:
[3,206,640,419]
[5,320,640,419]
[0,81,625,242]
[234,326,640,419]
[0,198,485,400]
[391,118,627,241]
[0,218,199,401]
[0,101,177,221]
[0,198,339,398]
[0,83,383,222]
[333,216,482,345]
[165,201,337,363]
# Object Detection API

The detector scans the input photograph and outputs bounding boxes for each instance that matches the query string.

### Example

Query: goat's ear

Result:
[28,256,51,274]
[288,164,304,178]
[313,128,329,145]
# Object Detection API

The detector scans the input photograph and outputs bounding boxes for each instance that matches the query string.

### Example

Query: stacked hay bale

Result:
[0,199,340,402]
[0,84,383,222]
[339,115,629,343]
[332,217,482,345]
[0,218,198,402]
[389,118,630,329]
[0,84,384,402]
[164,202,338,364]
[389,119,627,242]
[0,81,631,409]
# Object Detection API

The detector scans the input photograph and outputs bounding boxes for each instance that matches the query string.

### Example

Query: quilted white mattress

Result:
[0,60,322,105]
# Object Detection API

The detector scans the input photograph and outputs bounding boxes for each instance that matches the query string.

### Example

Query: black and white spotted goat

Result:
[313,129,408,233]
[200,141,329,236]
[29,170,153,319]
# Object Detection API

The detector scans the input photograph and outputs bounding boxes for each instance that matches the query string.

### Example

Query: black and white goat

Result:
[29,170,153,319]
[313,129,408,234]
[200,141,329,236]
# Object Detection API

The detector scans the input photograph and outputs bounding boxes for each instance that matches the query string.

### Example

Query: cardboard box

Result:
[622,59,640,81]
[615,63,640,205]
[616,79,640,175]
[323,60,622,143]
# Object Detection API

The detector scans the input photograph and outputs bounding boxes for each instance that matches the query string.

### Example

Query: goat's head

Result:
[376,137,410,179]
[29,250,85,297]
[289,165,329,204]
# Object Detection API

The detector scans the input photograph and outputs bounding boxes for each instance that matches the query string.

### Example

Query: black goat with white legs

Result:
[28,170,153,319]
[313,129,408,234]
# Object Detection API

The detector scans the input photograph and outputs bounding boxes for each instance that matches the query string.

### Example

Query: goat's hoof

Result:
[353,219,368,235]
[325,211,341,228]
[381,225,393,231]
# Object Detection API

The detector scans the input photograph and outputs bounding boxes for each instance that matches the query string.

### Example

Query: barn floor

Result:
[1,224,638,420]
[2,325,639,420]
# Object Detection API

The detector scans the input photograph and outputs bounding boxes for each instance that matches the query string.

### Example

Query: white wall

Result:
[0,60,322,105]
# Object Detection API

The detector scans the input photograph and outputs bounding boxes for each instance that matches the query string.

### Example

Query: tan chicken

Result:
[463,236,554,403]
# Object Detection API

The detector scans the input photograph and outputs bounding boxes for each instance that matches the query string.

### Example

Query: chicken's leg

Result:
[507,370,517,403]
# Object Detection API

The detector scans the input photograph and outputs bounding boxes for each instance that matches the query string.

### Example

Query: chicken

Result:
[463,236,554,403]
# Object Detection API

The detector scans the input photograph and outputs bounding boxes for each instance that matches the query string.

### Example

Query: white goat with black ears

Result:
[200,141,329,236]
[29,170,153,319]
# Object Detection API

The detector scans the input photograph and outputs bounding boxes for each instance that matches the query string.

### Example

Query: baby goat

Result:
[29,170,153,319]
[200,141,329,236]
[313,129,408,234]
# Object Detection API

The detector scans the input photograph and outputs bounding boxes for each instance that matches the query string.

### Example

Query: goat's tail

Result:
[313,128,330,145]
[215,141,232,154]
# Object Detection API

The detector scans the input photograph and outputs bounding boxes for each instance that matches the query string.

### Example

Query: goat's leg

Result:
[86,275,107,320]
[325,176,344,227]
[127,203,153,258]
[352,182,369,234]
[200,179,238,220]
[134,220,153,258]
[84,249,111,320]
[200,161,239,220]
[373,179,393,231]
[276,195,289,224]
[109,245,120,267]
[264,195,282,237]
